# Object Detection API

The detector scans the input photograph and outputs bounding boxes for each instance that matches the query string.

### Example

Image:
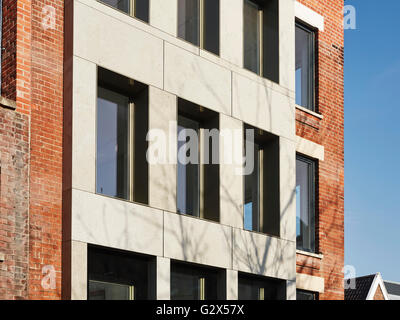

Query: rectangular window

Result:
[178,0,220,55]
[238,273,286,300]
[296,155,316,253]
[295,22,315,110]
[97,87,130,200]
[243,0,279,82]
[99,0,149,22]
[243,0,261,75]
[96,67,149,204]
[202,0,220,55]
[88,245,156,300]
[178,115,200,217]
[244,140,260,231]
[296,289,317,300]
[244,125,280,237]
[89,281,135,300]
[177,99,220,222]
[135,0,150,22]
[171,262,225,300]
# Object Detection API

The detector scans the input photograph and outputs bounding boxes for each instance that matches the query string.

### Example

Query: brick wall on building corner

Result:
[0,0,28,300]
[0,0,64,299]
[0,108,30,300]
[28,0,64,300]
[296,0,345,300]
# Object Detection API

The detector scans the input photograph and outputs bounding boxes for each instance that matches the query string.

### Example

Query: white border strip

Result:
[296,273,325,293]
[295,1,324,31]
[296,136,325,161]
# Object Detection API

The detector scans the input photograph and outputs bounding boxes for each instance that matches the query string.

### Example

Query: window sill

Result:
[295,104,323,120]
[0,96,16,110]
[296,249,323,260]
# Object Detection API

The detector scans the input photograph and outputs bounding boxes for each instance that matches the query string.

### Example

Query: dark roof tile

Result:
[345,274,376,300]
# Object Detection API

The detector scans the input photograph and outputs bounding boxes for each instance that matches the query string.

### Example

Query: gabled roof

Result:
[345,273,389,300]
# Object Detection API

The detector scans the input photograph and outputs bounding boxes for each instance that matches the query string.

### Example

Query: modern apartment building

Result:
[0,0,344,300]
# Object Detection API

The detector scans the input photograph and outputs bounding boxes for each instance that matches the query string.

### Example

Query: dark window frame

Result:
[243,0,280,83]
[295,21,317,112]
[170,261,226,300]
[87,245,156,300]
[177,98,220,222]
[296,154,316,253]
[296,289,318,300]
[243,0,262,75]
[177,114,201,217]
[243,124,280,237]
[177,0,221,56]
[96,67,149,205]
[98,0,150,23]
[238,272,287,300]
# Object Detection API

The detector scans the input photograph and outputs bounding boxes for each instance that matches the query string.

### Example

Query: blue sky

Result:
[345,0,400,281]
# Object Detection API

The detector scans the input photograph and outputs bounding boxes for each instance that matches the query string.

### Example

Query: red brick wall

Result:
[0,108,30,300]
[296,0,345,300]
[0,0,64,300]
[0,0,29,300]
[374,286,385,300]
[296,253,322,277]
[28,0,64,300]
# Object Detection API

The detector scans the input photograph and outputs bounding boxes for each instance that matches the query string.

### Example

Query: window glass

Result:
[297,289,317,300]
[97,68,149,204]
[96,87,130,200]
[177,99,220,222]
[171,270,204,300]
[238,273,286,300]
[203,0,220,55]
[171,263,220,300]
[88,246,155,300]
[244,141,260,232]
[100,0,149,22]
[243,127,280,236]
[89,281,133,300]
[178,0,200,46]
[101,0,130,14]
[135,0,149,22]
[295,24,315,110]
[177,115,200,217]
[296,156,315,252]
[244,0,261,74]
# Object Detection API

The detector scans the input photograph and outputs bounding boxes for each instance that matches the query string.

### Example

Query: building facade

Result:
[0,0,344,300]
